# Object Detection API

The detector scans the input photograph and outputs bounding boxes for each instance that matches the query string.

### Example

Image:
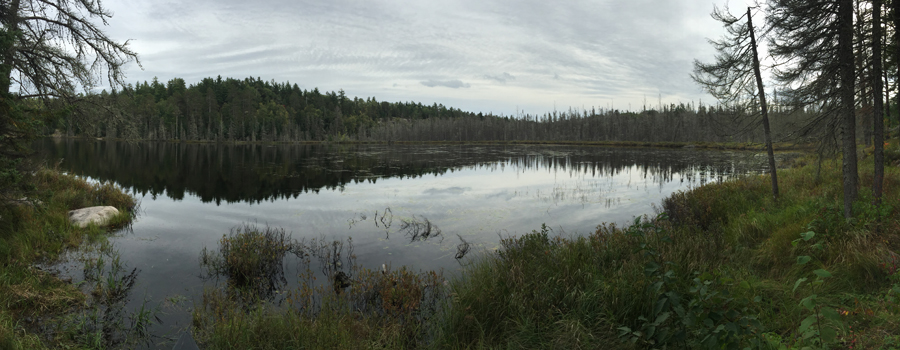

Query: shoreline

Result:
[48,135,813,152]
[7,142,899,349]
[0,169,137,349]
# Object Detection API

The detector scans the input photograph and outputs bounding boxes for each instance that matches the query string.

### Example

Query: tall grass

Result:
[200,224,295,301]
[193,224,447,349]
[0,168,137,349]
[433,224,643,349]
[434,154,900,349]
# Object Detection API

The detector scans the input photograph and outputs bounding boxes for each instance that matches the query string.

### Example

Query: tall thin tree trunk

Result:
[839,0,859,218]
[1,0,21,93]
[873,0,885,204]
[893,0,900,139]
[886,59,892,141]
[858,0,873,146]
[748,7,779,200]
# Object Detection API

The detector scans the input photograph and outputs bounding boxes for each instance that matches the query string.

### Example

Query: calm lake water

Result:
[35,138,774,348]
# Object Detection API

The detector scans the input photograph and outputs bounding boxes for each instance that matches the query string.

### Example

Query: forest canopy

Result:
[42,75,868,145]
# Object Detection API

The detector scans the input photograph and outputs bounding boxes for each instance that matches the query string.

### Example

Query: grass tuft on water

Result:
[193,224,448,349]
[200,223,295,301]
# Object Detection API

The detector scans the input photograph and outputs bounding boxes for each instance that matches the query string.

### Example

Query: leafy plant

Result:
[883,334,900,350]
[791,230,845,349]
[618,214,763,349]
[808,201,893,236]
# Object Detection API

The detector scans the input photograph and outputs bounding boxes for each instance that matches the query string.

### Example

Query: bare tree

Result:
[0,0,137,202]
[1,0,139,102]
[693,6,779,200]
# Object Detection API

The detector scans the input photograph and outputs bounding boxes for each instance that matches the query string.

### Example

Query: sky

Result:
[99,0,749,116]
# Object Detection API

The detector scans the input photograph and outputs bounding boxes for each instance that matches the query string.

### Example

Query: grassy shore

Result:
[190,144,900,349]
[434,154,900,349]
[0,169,136,349]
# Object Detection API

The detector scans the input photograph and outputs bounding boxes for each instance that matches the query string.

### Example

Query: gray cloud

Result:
[101,0,732,115]
[420,80,471,89]
[484,72,515,83]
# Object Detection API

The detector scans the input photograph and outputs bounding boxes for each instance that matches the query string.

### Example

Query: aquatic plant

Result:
[199,223,295,300]
[399,215,443,243]
[194,232,447,349]
[58,243,159,349]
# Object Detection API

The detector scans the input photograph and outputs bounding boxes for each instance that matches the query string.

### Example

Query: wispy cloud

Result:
[420,80,471,89]
[484,72,515,83]
[102,0,727,115]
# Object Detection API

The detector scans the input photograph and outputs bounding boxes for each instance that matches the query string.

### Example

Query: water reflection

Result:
[35,139,761,205]
[38,241,159,348]
[32,139,778,349]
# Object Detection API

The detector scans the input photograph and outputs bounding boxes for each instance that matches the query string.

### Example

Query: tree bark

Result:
[748,7,779,200]
[873,0,884,204]
[858,0,873,147]
[894,0,900,139]
[0,0,21,93]
[839,0,858,218]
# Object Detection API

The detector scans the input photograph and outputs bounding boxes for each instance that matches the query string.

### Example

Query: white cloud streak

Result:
[101,0,736,115]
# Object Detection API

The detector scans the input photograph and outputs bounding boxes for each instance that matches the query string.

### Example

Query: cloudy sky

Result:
[100,0,746,116]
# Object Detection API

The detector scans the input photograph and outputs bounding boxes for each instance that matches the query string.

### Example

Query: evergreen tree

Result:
[768,0,858,217]
[693,6,779,200]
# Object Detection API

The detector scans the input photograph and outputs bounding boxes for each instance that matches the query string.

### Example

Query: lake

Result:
[34,138,774,348]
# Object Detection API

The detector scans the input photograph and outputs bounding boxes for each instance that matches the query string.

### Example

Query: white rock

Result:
[68,206,120,228]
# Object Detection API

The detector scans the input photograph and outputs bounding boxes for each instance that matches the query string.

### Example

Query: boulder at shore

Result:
[68,206,120,228]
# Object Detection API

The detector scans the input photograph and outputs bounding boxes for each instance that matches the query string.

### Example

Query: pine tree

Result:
[768,0,858,217]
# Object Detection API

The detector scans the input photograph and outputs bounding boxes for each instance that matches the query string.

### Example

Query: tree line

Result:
[47,76,480,142]
[4,0,900,219]
[44,75,884,145]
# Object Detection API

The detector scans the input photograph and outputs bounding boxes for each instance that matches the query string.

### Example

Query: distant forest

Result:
[43,76,893,144]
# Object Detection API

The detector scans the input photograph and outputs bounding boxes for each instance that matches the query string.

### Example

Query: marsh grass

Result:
[0,168,138,349]
[200,223,295,301]
[193,224,447,349]
[52,242,159,349]
[434,154,900,349]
